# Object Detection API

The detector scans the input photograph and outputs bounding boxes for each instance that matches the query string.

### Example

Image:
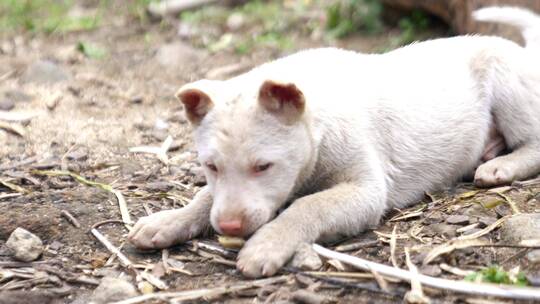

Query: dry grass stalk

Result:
[110,275,291,304]
[129,135,173,165]
[0,121,25,137]
[32,170,133,225]
[60,210,81,228]
[423,239,489,265]
[457,216,509,241]
[313,244,540,301]
[404,248,430,304]
[439,263,474,277]
[390,225,399,268]
[334,240,378,252]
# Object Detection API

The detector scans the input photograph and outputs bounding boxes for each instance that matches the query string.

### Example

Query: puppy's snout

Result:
[218,219,243,236]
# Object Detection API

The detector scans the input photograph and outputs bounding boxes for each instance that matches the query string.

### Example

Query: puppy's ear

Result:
[258,80,305,124]
[175,81,215,125]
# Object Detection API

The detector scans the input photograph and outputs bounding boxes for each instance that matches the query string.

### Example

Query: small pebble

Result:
[291,289,328,304]
[145,181,174,192]
[0,98,15,111]
[5,227,44,262]
[527,249,540,264]
[446,214,470,225]
[66,147,88,161]
[21,60,72,84]
[527,274,540,286]
[426,223,457,238]
[420,264,442,277]
[500,213,540,243]
[226,12,245,31]
[90,277,137,304]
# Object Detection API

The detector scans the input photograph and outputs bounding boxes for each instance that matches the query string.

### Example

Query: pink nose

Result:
[218,220,243,236]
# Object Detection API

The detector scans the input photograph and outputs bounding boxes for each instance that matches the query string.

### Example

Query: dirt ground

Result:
[1,2,540,304]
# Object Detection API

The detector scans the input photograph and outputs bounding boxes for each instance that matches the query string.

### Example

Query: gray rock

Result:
[500,213,540,243]
[446,214,470,225]
[478,216,497,228]
[0,98,14,110]
[528,249,540,264]
[420,264,442,277]
[145,181,174,192]
[289,243,322,271]
[90,277,137,304]
[291,289,329,304]
[227,12,245,31]
[527,274,540,286]
[426,223,457,238]
[5,90,32,102]
[5,227,43,262]
[66,147,88,161]
[155,42,201,68]
[21,60,72,84]
[177,22,199,39]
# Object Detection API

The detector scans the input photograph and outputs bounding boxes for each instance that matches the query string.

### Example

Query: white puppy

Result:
[129,7,540,278]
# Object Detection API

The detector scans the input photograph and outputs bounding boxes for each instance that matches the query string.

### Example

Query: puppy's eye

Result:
[254,163,273,173]
[206,163,218,172]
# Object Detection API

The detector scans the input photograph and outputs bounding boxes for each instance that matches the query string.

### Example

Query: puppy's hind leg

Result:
[474,52,540,187]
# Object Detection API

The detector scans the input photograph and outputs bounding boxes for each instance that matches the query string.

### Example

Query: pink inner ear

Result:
[181,91,201,111]
[269,84,300,104]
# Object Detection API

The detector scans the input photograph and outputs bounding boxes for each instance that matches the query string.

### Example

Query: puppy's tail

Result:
[473,6,540,48]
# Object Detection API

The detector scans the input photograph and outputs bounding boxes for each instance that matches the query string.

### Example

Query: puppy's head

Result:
[176,78,314,237]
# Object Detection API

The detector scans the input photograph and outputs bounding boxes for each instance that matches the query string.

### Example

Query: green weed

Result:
[325,0,383,38]
[0,0,101,34]
[465,265,529,286]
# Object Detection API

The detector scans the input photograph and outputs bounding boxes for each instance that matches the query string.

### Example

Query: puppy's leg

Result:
[474,53,540,187]
[237,181,386,278]
[128,186,212,249]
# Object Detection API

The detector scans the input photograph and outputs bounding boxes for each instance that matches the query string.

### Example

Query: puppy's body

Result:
[130,7,540,277]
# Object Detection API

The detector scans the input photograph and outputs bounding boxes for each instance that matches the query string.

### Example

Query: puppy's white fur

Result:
[129,7,540,278]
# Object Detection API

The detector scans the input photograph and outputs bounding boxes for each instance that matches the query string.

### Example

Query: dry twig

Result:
[313,244,540,301]
[110,275,291,304]
[60,210,81,228]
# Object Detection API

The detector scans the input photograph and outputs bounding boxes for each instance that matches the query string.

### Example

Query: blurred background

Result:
[1,2,540,303]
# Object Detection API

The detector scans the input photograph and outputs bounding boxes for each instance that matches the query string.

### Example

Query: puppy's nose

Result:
[218,220,243,236]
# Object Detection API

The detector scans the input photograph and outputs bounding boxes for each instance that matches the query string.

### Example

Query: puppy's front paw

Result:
[474,159,515,187]
[237,225,299,278]
[128,209,207,249]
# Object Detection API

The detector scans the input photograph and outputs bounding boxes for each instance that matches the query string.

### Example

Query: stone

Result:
[0,98,14,110]
[155,42,201,68]
[527,274,540,287]
[527,250,540,264]
[289,243,323,271]
[177,22,200,39]
[445,214,470,225]
[420,265,442,277]
[478,216,497,228]
[500,213,540,243]
[145,181,174,192]
[5,90,32,103]
[291,289,328,304]
[21,60,72,84]
[5,227,43,262]
[66,147,88,161]
[89,277,137,304]
[227,12,245,31]
[426,223,457,238]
